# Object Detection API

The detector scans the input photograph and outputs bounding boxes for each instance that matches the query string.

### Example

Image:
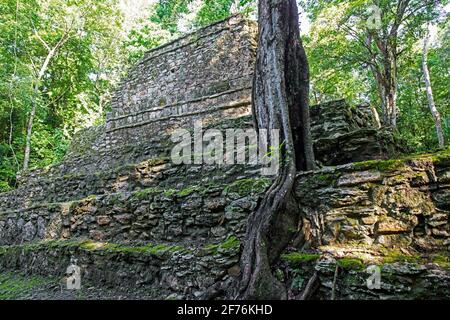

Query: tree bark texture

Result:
[422,25,445,147]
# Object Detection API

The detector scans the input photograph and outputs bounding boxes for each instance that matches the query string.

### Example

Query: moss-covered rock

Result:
[281,252,321,266]
[0,273,54,300]
[203,236,241,255]
[337,258,365,271]
[224,178,271,197]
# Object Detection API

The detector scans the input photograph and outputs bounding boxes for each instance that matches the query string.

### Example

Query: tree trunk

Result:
[422,25,445,147]
[236,0,315,300]
[371,30,399,128]
[22,96,37,171]
[381,48,398,128]
[23,48,56,171]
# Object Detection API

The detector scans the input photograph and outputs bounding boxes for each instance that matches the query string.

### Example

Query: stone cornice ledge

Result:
[106,98,252,133]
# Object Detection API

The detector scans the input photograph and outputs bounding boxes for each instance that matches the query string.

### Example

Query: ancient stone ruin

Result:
[0,16,449,299]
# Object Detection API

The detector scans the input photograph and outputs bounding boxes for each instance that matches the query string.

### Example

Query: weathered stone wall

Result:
[278,150,450,300]
[280,252,450,300]
[0,100,401,214]
[105,16,257,148]
[1,151,448,299]
[0,115,255,212]
[0,239,241,299]
[0,162,266,246]
[310,100,406,166]
[0,16,257,190]
[109,17,256,122]
[295,151,450,250]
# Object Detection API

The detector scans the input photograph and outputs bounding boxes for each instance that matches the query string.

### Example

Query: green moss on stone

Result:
[352,159,404,172]
[79,241,105,251]
[134,187,161,199]
[163,189,177,197]
[204,236,240,254]
[225,178,271,197]
[0,240,187,258]
[22,242,46,252]
[351,148,450,173]
[133,184,214,200]
[432,254,450,269]
[0,181,13,193]
[281,252,320,266]
[431,147,450,165]
[47,203,60,211]
[381,250,421,264]
[45,239,86,249]
[82,241,186,256]
[337,258,365,271]
[177,186,200,197]
[316,173,336,184]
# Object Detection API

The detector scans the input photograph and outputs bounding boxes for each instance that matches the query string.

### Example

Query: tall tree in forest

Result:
[422,24,445,147]
[21,0,122,171]
[236,0,315,299]
[23,7,80,171]
[303,0,448,128]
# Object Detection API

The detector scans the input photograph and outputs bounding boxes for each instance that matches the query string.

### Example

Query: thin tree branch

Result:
[33,30,51,52]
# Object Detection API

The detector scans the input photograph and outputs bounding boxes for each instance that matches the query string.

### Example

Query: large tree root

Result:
[235,158,299,299]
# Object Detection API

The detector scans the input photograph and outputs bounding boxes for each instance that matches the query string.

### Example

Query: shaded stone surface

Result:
[310,100,407,166]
